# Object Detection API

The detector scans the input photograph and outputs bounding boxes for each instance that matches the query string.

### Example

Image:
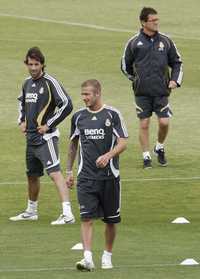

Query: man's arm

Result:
[17,89,26,135]
[168,39,183,88]
[66,137,79,188]
[121,39,135,81]
[38,77,73,134]
[46,93,73,129]
[96,138,127,168]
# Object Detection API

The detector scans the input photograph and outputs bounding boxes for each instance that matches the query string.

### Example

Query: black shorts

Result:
[26,137,60,177]
[135,96,172,119]
[77,177,121,224]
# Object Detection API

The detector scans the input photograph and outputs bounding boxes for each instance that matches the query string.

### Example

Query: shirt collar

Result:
[140,29,159,40]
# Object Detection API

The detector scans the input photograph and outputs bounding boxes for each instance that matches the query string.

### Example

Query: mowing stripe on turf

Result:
[0,13,199,40]
[1,176,200,186]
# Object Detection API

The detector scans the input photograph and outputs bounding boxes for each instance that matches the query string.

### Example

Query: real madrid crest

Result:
[39,87,44,94]
[105,118,111,127]
[158,41,164,51]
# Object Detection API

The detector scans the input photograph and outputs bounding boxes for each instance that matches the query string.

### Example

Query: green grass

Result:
[0,0,200,278]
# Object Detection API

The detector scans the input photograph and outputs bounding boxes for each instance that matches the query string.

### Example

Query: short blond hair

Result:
[81,79,101,93]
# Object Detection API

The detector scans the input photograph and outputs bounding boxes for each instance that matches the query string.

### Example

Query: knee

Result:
[106,223,116,229]
[49,171,61,181]
[28,176,39,183]
[49,172,55,181]
[159,119,169,129]
[140,121,149,130]
[82,219,93,226]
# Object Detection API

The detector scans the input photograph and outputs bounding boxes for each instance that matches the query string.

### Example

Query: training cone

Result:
[171,217,190,224]
[180,259,199,265]
[71,242,83,250]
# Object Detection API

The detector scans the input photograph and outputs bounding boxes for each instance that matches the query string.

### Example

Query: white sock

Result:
[143,151,151,159]
[103,250,112,257]
[155,142,164,150]
[26,200,38,213]
[84,250,93,263]
[62,201,72,216]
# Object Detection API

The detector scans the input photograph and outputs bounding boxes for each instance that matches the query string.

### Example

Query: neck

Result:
[32,71,44,80]
[143,28,156,37]
[88,102,103,112]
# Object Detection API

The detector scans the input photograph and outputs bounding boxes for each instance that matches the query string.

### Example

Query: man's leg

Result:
[9,146,42,221]
[158,117,169,144]
[139,118,152,168]
[154,117,169,166]
[105,223,116,252]
[139,118,151,152]
[49,171,69,202]
[76,219,95,271]
[101,178,120,269]
[135,96,152,168]
[9,176,39,221]
[76,179,98,271]
[49,171,74,224]
[27,176,40,201]
[36,138,74,224]
[25,176,40,214]
[153,96,171,166]
[81,219,93,251]
[101,223,116,269]
[25,146,43,215]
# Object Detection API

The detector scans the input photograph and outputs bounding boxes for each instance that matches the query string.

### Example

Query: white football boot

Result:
[76,259,95,271]
[51,214,75,225]
[101,253,113,269]
[9,211,38,221]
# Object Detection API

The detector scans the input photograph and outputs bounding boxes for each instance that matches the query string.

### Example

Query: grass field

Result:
[0,0,200,278]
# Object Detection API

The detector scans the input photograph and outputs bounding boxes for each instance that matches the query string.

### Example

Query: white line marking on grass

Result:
[115,263,181,268]
[123,177,200,182]
[1,176,200,186]
[0,263,190,273]
[0,13,132,33]
[0,267,74,273]
[0,38,109,45]
[0,13,199,40]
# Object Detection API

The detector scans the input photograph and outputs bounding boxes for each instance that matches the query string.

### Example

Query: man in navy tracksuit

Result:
[121,7,183,168]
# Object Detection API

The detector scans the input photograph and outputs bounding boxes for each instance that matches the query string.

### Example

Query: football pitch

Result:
[0,0,200,278]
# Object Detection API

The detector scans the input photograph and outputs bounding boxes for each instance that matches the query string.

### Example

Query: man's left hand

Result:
[96,153,111,168]
[168,80,177,89]
[37,124,49,134]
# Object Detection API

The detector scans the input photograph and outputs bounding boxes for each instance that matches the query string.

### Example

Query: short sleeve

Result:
[70,113,80,140]
[112,110,128,138]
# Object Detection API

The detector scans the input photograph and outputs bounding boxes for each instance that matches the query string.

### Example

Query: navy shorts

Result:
[26,137,60,177]
[135,96,172,119]
[77,177,121,223]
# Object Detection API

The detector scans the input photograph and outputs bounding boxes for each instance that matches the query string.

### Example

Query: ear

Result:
[96,90,101,97]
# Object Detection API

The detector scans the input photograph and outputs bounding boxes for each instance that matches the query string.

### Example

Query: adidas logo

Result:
[91,116,97,120]
[137,41,143,46]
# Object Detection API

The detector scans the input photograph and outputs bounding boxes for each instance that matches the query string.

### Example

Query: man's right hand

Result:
[66,172,74,189]
[168,80,177,89]
[19,122,26,135]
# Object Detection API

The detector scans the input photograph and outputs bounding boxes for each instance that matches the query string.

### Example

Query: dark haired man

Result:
[10,47,75,225]
[121,7,183,168]
[66,79,128,271]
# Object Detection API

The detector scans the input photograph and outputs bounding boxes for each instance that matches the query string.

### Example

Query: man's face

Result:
[81,86,100,108]
[142,14,159,33]
[26,57,43,79]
